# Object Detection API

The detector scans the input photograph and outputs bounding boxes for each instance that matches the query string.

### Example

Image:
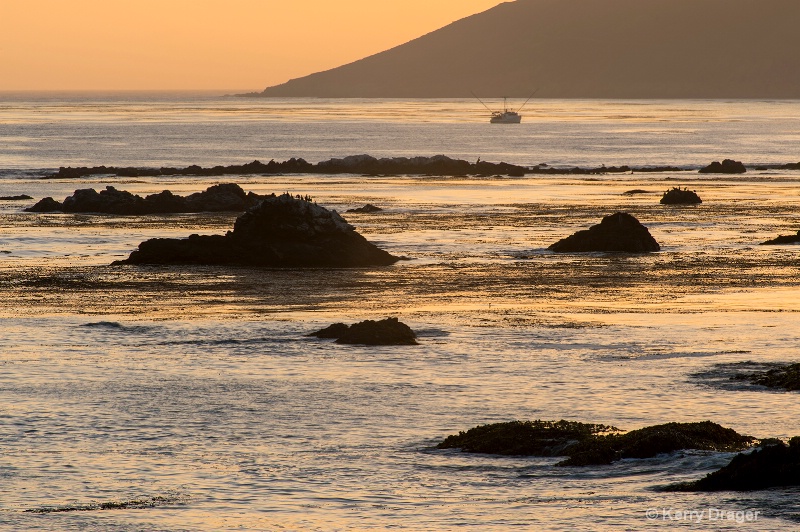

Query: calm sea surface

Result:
[1,93,799,530]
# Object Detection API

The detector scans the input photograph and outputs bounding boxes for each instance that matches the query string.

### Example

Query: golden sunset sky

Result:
[1,0,501,91]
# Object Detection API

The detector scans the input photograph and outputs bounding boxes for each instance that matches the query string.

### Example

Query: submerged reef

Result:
[699,159,746,174]
[308,317,418,345]
[114,193,399,267]
[26,184,267,214]
[760,230,800,245]
[666,438,800,492]
[731,362,800,391]
[548,212,660,253]
[660,187,702,205]
[437,420,755,467]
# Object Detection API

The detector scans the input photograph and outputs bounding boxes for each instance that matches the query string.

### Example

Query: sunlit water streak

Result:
[0,94,799,530]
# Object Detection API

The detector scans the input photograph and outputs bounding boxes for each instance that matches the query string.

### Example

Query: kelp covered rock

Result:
[437,420,618,456]
[308,317,417,345]
[548,212,660,253]
[437,420,754,466]
[115,193,399,267]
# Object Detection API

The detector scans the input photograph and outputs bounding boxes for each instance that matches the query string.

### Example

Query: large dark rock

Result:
[437,420,617,457]
[760,230,800,245]
[548,212,660,253]
[666,438,800,491]
[308,317,417,345]
[25,184,267,215]
[699,159,746,174]
[437,420,754,467]
[660,187,702,205]
[115,193,399,267]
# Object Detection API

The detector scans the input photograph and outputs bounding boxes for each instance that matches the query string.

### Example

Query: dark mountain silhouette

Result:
[258,0,800,99]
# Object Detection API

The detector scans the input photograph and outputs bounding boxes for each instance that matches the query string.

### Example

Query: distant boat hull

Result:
[490,111,522,124]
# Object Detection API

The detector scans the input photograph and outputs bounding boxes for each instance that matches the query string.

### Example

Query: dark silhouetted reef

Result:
[114,193,399,267]
[0,194,33,200]
[253,0,800,99]
[437,420,754,466]
[548,212,660,253]
[660,187,702,205]
[26,184,268,214]
[665,438,800,491]
[308,317,418,345]
[761,230,800,245]
[699,159,746,174]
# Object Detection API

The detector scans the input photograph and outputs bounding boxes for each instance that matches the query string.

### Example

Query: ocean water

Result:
[1,93,800,530]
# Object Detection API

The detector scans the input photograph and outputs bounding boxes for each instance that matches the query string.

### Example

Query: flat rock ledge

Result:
[660,187,702,205]
[665,438,800,492]
[548,212,660,253]
[760,230,800,245]
[26,183,266,214]
[437,420,754,467]
[308,317,418,345]
[113,193,399,267]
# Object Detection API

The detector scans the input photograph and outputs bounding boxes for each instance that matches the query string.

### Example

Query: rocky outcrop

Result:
[760,230,800,245]
[308,317,418,345]
[548,212,660,253]
[346,204,383,213]
[26,184,268,215]
[666,438,800,491]
[114,193,400,267]
[437,420,755,467]
[699,159,746,174]
[660,187,702,205]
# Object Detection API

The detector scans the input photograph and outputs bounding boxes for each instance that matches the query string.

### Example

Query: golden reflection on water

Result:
[1,172,800,530]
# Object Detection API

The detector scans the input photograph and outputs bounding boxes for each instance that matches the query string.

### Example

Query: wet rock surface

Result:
[114,193,400,267]
[699,159,746,174]
[761,230,800,245]
[308,317,418,345]
[26,184,267,214]
[548,212,660,253]
[660,187,702,205]
[437,420,755,467]
[666,438,800,491]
